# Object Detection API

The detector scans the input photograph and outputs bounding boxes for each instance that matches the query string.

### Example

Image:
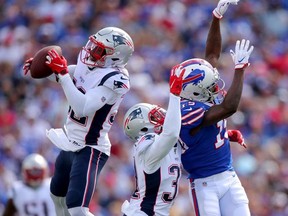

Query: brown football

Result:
[30,45,62,79]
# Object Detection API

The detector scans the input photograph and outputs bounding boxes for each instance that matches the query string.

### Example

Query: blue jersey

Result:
[180,99,233,179]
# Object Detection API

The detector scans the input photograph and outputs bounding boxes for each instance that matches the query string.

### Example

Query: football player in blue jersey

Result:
[23,27,134,216]
[175,0,254,215]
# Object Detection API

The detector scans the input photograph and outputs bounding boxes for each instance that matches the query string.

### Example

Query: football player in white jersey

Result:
[3,153,56,216]
[23,27,134,216]
[121,66,184,216]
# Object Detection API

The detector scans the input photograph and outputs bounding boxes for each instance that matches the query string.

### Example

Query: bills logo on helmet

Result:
[114,80,128,89]
[113,35,133,47]
[182,68,205,90]
[180,59,207,90]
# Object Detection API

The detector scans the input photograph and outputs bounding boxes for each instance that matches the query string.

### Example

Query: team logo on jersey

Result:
[114,80,128,89]
[113,35,133,47]
[101,96,106,102]
[182,69,205,89]
[143,134,155,140]
[138,134,155,143]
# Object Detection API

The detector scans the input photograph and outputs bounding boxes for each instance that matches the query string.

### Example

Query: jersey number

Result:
[68,86,87,126]
[24,201,48,216]
[215,120,227,149]
[162,165,181,203]
[131,163,181,204]
[69,108,87,126]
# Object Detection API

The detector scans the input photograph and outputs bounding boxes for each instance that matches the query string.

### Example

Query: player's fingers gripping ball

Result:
[45,49,68,75]
[23,57,33,75]
[169,65,185,96]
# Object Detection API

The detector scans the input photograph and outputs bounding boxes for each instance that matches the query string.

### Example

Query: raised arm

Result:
[202,39,254,126]
[145,65,184,166]
[205,16,221,67]
[205,0,240,67]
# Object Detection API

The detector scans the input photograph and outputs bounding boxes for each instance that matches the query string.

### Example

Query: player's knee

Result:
[68,206,94,216]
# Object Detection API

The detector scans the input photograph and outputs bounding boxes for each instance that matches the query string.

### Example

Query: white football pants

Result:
[189,170,251,216]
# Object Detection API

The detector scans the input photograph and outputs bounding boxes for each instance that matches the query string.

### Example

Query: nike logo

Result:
[54,63,64,67]
[183,107,193,112]
[238,57,245,63]
[120,76,129,80]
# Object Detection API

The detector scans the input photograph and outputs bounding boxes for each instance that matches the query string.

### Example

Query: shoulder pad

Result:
[181,101,206,127]
[135,133,156,154]
[138,134,155,143]
[98,71,130,94]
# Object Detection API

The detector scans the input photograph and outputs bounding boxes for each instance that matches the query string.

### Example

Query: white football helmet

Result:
[22,153,48,188]
[179,58,225,104]
[80,27,134,68]
[123,103,166,141]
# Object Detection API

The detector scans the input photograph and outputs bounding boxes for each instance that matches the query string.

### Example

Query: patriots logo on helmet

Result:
[182,69,205,90]
[114,80,128,89]
[113,35,133,47]
[124,108,143,129]
[129,108,143,121]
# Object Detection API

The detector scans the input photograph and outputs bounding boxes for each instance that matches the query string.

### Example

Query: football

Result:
[30,45,62,79]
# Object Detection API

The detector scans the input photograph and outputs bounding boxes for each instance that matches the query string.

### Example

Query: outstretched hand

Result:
[230,39,254,70]
[45,49,68,75]
[227,129,247,149]
[213,0,239,19]
[169,65,185,96]
[23,57,33,75]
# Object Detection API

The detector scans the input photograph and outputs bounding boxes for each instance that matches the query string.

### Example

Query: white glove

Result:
[230,39,254,70]
[213,0,239,19]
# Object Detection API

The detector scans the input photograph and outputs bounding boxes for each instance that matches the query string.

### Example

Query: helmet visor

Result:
[208,78,225,104]
[81,36,115,66]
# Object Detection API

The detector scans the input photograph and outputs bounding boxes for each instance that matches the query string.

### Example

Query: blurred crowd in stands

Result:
[0,0,288,215]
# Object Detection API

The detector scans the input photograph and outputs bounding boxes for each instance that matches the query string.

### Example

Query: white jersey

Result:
[8,178,56,216]
[61,60,130,155]
[123,135,182,216]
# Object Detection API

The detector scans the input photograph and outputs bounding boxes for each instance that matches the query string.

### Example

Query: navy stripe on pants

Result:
[50,147,109,208]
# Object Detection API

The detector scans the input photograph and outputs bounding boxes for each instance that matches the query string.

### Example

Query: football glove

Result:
[23,57,33,75]
[213,0,239,19]
[227,129,247,149]
[230,39,254,70]
[46,49,68,75]
[169,64,185,96]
